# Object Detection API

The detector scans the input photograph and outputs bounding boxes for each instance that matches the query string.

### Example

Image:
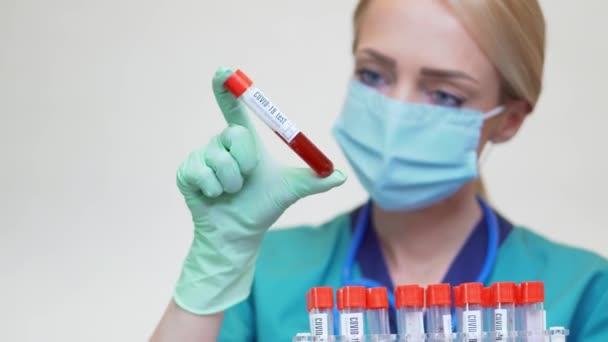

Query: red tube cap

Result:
[482,287,492,308]
[341,286,366,309]
[223,69,253,98]
[458,282,483,306]
[367,287,389,309]
[453,285,463,307]
[490,282,517,305]
[306,287,334,312]
[395,284,424,308]
[426,283,452,307]
[519,281,544,304]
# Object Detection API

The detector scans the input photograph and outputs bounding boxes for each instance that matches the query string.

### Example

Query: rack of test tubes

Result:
[293,281,569,341]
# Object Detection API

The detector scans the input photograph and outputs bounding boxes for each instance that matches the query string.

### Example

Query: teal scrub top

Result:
[218,211,608,341]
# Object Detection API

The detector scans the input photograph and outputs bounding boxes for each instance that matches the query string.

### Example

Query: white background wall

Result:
[1,0,606,341]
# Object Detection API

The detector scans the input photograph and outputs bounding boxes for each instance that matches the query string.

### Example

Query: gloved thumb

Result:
[279,168,347,204]
[212,66,257,131]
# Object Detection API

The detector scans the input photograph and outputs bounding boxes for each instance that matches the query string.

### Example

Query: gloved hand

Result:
[173,67,347,315]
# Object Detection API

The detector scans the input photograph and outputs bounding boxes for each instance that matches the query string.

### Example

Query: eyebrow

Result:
[357,48,478,83]
[420,67,478,83]
[357,48,397,70]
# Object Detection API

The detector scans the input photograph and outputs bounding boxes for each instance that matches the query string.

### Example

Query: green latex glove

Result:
[173,67,347,315]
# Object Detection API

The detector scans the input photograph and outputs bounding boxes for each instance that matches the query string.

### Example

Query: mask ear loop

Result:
[482,105,505,120]
[478,105,504,166]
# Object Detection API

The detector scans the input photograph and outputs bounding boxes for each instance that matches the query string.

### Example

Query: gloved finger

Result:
[220,125,259,176]
[212,66,257,132]
[277,168,347,206]
[177,151,223,198]
[204,136,244,194]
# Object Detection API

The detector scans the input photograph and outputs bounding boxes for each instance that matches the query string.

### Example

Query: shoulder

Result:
[505,226,608,273]
[496,226,608,285]
[494,226,608,339]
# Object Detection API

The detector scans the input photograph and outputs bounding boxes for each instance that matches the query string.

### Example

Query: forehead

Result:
[356,0,495,79]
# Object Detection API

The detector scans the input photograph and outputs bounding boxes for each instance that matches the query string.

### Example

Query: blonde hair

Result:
[353,0,547,199]
[353,0,546,106]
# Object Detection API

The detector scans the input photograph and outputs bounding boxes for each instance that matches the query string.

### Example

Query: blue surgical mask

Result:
[332,80,503,211]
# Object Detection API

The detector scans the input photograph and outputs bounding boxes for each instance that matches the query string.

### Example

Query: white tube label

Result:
[494,308,508,340]
[241,87,301,143]
[463,310,481,342]
[525,309,547,341]
[442,314,452,337]
[340,312,364,341]
[309,313,329,338]
[405,311,425,335]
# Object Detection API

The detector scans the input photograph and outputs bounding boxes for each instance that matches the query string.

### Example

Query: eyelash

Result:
[426,89,465,108]
[355,67,466,108]
[355,68,389,87]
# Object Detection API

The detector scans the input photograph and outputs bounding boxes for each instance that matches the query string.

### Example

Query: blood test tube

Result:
[426,283,453,340]
[306,287,335,340]
[456,283,484,342]
[366,287,391,336]
[489,282,517,341]
[394,284,425,340]
[339,286,366,340]
[519,282,546,342]
[223,69,334,177]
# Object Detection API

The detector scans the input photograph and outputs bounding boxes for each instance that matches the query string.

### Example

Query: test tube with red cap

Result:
[338,286,366,340]
[514,284,523,333]
[453,285,463,331]
[489,282,517,341]
[426,283,453,340]
[481,287,492,334]
[336,287,344,336]
[455,282,484,342]
[519,282,546,342]
[395,284,425,340]
[223,69,334,177]
[366,287,391,336]
[306,287,335,340]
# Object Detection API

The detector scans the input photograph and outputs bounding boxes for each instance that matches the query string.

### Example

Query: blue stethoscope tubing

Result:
[337,196,499,333]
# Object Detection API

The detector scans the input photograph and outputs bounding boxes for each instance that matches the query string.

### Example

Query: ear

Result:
[490,100,531,144]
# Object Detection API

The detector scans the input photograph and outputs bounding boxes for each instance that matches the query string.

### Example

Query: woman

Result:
[152,1,608,341]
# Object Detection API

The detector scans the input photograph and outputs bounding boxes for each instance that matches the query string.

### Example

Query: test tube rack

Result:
[298,282,569,342]
[293,329,569,341]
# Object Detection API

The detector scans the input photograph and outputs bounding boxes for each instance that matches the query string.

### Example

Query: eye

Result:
[428,90,464,108]
[356,68,388,87]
